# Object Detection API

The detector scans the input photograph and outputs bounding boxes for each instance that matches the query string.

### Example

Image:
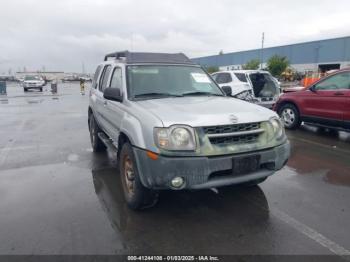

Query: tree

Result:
[267,55,289,77]
[205,66,219,74]
[242,59,260,70]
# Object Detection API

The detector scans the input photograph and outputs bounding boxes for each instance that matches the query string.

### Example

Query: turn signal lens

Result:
[146,151,159,160]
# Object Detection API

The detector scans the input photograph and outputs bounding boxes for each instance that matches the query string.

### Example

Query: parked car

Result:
[62,75,77,82]
[274,68,350,130]
[88,51,290,210]
[211,70,281,109]
[22,75,45,92]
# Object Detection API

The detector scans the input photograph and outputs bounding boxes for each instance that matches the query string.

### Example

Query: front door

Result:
[103,67,125,143]
[95,65,112,132]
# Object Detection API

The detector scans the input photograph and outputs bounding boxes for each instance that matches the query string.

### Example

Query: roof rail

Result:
[103,51,196,65]
[104,51,129,61]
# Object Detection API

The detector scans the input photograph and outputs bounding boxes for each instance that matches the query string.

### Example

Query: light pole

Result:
[260,32,265,69]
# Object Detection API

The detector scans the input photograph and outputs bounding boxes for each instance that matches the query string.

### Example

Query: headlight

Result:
[154,125,196,151]
[269,117,284,139]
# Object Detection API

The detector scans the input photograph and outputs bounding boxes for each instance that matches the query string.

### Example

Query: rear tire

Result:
[119,142,158,210]
[24,88,28,92]
[278,103,301,129]
[89,114,106,152]
[39,87,43,92]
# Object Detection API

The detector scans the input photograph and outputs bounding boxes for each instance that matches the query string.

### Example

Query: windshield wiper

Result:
[134,92,183,99]
[182,91,224,97]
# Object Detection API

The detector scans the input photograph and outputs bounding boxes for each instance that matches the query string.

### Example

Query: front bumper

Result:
[133,141,290,190]
[24,85,42,89]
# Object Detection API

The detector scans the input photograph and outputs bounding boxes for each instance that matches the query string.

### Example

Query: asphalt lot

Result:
[0,82,349,257]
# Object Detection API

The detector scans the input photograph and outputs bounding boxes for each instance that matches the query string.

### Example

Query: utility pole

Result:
[260,32,265,69]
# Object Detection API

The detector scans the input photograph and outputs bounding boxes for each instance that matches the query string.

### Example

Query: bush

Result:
[205,66,219,74]
[267,55,289,77]
[242,59,260,70]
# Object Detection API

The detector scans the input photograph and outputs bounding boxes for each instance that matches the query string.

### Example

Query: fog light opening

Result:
[171,177,185,188]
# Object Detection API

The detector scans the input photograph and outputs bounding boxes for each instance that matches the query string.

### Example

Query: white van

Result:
[212,70,281,109]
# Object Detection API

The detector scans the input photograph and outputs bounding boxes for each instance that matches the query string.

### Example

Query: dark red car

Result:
[274,68,350,130]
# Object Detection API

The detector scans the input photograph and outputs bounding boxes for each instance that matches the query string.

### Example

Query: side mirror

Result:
[221,86,232,96]
[309,85,317,93]
[104,87,123,102]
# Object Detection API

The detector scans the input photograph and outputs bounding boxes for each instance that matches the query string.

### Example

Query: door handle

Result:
[334,92,344,96]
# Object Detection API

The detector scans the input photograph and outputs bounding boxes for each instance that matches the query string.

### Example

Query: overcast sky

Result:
[1,0,350,74]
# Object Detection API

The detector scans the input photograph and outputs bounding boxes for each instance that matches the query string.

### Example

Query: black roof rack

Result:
[104,51,196,65]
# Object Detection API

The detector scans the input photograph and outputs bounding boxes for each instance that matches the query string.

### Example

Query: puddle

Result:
[324,169,350,187]
[67,154,79,162]
[26,99,44,104]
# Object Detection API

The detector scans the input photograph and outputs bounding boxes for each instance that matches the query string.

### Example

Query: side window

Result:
[110,68,123,89]
[315,72,350,90]
[211,74,218,81]
[234,73,248,83]
[216,73,232,84]
[99,65,112,92]
[92,65,102,89]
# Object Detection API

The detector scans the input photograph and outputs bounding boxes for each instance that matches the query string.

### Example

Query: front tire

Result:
[24,88,28,92]
[278,103,301,129]
[243,177,268,187]
[119,142,158,210]
[89,114,106,152]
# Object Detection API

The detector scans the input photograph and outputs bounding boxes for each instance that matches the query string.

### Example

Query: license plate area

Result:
[232,155,260,175]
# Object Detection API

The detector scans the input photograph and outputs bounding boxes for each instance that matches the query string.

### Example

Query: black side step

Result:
[98,132,118,151]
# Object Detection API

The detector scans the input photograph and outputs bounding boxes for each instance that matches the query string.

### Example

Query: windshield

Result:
[127,65,223,100]
[24,75,41,81]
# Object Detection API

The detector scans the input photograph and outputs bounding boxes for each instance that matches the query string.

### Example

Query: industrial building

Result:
[192,36,350,73]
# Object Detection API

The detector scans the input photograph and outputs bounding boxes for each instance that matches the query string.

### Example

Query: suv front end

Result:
[133,117,289,190]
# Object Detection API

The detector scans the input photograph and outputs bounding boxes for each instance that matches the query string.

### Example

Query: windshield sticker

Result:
[130,68,159,74]
[191,73,211,83]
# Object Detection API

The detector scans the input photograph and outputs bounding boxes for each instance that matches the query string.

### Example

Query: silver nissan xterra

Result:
[88,51,290,210]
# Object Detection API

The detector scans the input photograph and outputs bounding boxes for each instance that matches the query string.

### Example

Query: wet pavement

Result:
[0,82,349,256]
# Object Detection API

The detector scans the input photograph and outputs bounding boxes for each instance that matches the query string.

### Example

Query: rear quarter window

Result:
[234,73,248,82]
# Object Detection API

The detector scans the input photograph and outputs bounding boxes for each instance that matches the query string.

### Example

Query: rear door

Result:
[215,72,250,96]
[301,71,350,128]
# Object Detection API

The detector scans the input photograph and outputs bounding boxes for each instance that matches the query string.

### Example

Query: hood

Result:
[136,96,277,127]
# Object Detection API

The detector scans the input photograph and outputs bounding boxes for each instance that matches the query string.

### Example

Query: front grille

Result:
[203,122,260,135]
[209,133,260,145]
[202,122,263,146]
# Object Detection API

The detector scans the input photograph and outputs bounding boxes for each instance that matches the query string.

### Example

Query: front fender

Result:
[120,113,159,153]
